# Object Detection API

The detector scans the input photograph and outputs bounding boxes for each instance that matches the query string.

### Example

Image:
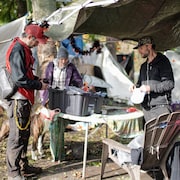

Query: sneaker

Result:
[21,165,42,177]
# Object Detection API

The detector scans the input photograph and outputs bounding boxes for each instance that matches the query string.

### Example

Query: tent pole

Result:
[46,0,119,25]
[58,0,92,25]
[0,38,13,44]
[46,8,62,21]
[86,0,119,7]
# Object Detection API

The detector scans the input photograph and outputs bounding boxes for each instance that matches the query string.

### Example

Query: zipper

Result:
[146,62,150,107]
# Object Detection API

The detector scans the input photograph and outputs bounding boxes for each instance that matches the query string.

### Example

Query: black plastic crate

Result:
[94,96,104,114]
[48,87,90,116]
[88,93,104,114]
[48,88,66,112]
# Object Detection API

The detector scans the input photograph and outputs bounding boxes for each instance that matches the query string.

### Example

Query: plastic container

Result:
[65,87,90,116]
[88,95,96,115]
[48,87,103,116]
[94,96,104,114]
[88,93,104,114]
[48,88,66,112]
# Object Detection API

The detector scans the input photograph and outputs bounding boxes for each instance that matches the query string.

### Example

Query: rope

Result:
[14,100,31,131]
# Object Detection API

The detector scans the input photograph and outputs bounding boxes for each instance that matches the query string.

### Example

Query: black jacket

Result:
[9,41,42,90]
[136,52,174,109]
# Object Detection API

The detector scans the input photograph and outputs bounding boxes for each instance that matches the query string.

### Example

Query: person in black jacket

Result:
[130,36,174,122]
[6,24,49,180]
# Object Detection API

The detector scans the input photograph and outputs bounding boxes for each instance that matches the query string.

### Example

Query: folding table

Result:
[58,109,144,179]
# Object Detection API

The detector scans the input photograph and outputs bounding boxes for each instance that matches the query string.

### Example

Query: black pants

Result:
[6,99,31,178]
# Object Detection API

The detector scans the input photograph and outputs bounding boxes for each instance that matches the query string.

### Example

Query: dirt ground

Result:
[0,122,155,180]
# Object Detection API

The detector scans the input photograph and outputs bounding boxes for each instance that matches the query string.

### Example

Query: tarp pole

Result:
[46,8,62,21]
[86,0,119,7]
[0,38,13,44]
[46,0,119,25]
[58,0,92,25]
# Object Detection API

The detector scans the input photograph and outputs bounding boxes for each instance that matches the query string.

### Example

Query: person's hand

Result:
[139,85,150,93]
[82,82,89,92]
[129,84,136,92]
[40,80,49,90]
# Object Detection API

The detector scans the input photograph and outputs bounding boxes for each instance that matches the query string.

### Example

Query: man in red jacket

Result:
[6,24,49,180]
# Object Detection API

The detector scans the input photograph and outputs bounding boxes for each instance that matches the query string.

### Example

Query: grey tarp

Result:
[46,0,180,51]
[0,16,26,67]
[0,0,179,101]
[0,15,133,102]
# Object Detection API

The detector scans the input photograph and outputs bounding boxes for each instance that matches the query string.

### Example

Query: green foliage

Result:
[0,0,18,24]
[0,0,72,25]
[87,161,101,167]
[0,0,29,25]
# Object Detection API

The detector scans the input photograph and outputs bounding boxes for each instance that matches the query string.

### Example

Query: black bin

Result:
[88,93,104,114]
[48,88,66,112]
[94,96,104,114]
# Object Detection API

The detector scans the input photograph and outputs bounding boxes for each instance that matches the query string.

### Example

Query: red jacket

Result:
[6,37,42,104]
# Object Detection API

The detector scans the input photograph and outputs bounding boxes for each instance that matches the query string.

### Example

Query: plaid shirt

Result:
[42,60,83,105]
[52,66,66,90]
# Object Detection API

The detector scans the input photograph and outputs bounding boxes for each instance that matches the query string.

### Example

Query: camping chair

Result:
[100,112,180,180]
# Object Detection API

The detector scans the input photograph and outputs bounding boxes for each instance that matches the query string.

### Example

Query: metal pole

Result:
[82,122,89,179]
[0,38,13,44]
[46,0,119,25]
[58,0,92,24]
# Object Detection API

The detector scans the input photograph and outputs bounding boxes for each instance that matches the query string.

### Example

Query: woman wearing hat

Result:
[43,46,83,162]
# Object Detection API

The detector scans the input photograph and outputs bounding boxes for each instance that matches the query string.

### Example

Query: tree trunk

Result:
[31,0,56,21]
[17,0,27,18]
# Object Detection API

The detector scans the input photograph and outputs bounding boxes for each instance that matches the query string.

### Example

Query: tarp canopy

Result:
[0,16,133,102]
[0,0,179,102]
[46,0,180,51]
[0,16,26,67]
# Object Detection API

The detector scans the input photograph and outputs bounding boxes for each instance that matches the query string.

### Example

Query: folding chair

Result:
[100,112,180,180]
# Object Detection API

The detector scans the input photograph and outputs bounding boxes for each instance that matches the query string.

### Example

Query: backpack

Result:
[0,67,17,99]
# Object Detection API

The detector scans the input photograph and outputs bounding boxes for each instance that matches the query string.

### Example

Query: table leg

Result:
[82,122,89,179]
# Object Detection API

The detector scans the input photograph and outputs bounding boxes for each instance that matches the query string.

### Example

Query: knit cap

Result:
[57,47,69,59]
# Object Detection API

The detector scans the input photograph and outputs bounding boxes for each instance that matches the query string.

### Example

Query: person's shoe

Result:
[21,165,42,177]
